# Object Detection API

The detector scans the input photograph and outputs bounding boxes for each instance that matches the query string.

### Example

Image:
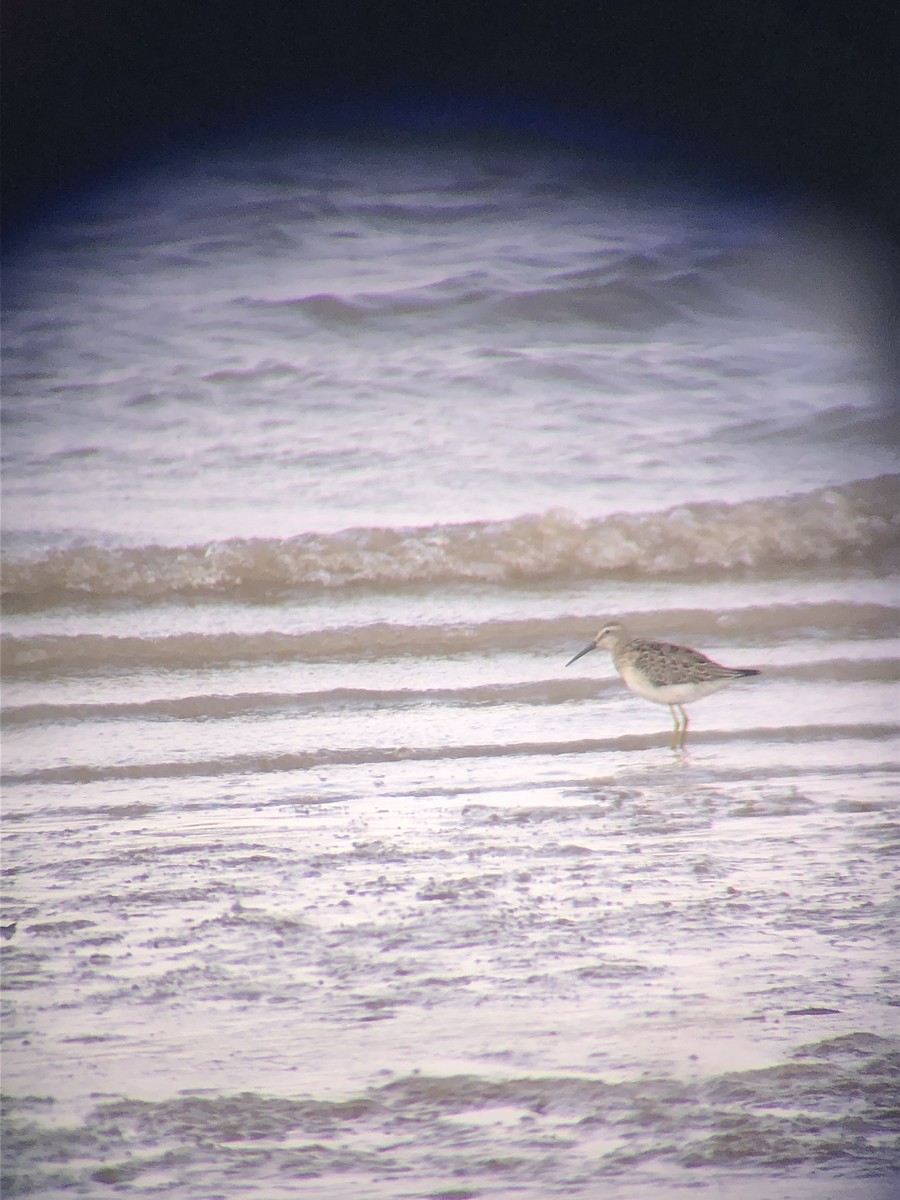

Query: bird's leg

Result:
[678,705,689,749]
[669,705,680,750]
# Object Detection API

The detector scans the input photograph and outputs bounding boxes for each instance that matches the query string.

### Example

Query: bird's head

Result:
[565,622,625,667]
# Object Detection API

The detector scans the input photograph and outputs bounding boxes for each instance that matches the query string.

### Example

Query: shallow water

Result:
[2,131,899,1197]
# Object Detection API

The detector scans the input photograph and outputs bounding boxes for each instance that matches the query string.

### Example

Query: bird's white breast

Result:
[618,661,732,706]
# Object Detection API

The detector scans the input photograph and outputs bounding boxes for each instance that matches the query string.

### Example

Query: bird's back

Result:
[614,636,752,688]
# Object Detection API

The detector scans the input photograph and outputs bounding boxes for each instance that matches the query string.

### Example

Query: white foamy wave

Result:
[3,723,899,787]
[4,604,896,678]
[2,476,897,601]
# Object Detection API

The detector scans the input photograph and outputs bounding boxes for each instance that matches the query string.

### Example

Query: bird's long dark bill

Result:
[566,642,596,667]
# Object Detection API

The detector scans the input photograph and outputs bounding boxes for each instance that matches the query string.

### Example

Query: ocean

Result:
[2,129,899,1198]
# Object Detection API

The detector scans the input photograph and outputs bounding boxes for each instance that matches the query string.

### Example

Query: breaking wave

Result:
[2,476,897,602]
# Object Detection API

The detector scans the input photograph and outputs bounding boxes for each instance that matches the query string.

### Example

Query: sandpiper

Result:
[566,622,760,749]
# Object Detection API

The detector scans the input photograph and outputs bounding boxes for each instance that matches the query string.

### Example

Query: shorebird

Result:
[566,622,760,749]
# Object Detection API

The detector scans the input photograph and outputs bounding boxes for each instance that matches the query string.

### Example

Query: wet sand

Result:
[3,737,899,1197]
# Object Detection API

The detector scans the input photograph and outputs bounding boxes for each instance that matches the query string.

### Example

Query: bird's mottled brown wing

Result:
[625,638,733,687]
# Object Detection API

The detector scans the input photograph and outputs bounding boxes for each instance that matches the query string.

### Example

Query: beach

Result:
[2,130,899,1198]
